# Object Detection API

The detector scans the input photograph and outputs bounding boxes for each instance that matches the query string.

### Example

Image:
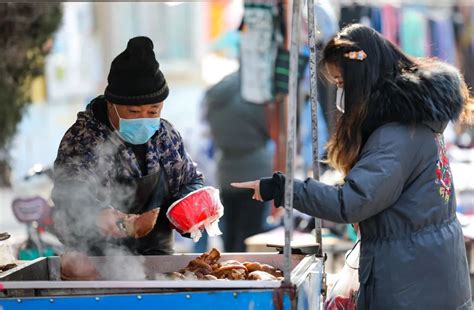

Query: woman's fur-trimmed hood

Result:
[364,61,465,134]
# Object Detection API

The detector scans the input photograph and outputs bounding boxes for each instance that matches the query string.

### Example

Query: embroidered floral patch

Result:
[435,134,452,204]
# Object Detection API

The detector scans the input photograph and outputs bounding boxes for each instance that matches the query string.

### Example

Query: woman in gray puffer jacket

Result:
[233,24,473,309]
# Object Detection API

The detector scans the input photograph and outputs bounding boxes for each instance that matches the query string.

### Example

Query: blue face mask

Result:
[113,104,161,145]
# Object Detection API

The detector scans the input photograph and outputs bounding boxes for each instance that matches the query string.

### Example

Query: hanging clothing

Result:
[360,7,372,28]
[381,4,399,45]
[313,0,339,45]
[430,17,456,64]
[400,6,430,57]
[240,1,280,104]
[339,3,364,29]
[370,6,382,33]
[454,5,474,93]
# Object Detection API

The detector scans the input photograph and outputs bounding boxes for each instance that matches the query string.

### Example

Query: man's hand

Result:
[96,208,128,238]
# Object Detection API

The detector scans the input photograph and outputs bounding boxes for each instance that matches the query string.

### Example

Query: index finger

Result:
[230,181,258,189]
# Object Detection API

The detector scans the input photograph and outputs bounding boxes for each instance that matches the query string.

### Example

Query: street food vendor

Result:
[233,24,472,309]
[52,36,203,255]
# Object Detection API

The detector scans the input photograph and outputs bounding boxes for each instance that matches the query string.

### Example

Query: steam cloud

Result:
[52,138,149,280]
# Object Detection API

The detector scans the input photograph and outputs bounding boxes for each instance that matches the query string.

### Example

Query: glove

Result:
[260,172,286,207]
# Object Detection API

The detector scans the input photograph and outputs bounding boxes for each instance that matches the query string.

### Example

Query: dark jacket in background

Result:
[205,72,273,190]
[204,72,273,251]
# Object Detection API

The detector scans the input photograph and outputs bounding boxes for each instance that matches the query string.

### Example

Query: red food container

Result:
[166,187,223,241]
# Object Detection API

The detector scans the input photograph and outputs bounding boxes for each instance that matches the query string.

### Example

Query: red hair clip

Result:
[343,50,367,61]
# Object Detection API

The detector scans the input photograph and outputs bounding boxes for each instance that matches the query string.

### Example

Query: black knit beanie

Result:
[104,36,169,105]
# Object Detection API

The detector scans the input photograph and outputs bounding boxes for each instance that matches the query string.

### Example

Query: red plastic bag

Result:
[166,187,224,242]
[324,242,360,310]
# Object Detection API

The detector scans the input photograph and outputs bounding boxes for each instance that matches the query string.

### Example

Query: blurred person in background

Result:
[52,37,203,255]
[204,72,273,252]
[233,24,472,309]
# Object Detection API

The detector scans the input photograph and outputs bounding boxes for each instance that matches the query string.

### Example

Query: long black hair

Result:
[320,24,417,175]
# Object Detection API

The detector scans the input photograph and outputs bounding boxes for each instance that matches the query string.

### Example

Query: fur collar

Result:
[363,61,464,134]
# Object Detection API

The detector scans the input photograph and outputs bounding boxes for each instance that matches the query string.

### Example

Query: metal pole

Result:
[283,0,301,285]
[307,0,323,254]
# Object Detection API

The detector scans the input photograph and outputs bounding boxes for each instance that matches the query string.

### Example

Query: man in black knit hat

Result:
[52,36,204,255]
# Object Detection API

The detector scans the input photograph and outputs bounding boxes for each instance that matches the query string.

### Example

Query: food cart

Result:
[0,251,323,309]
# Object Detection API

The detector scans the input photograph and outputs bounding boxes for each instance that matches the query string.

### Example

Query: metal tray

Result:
[0,253,320,297]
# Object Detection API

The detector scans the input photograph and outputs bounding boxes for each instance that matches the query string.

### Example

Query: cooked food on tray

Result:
[157,248,284,281]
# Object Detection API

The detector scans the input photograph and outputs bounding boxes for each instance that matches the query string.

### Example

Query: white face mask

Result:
[336,87,345,113]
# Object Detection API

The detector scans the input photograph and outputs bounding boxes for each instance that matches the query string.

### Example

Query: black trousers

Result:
[221,190,267,252]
